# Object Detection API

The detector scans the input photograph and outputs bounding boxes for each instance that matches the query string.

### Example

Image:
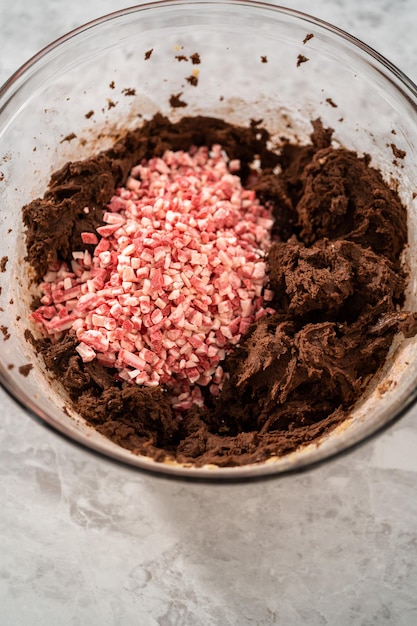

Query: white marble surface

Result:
[1,1,417,624]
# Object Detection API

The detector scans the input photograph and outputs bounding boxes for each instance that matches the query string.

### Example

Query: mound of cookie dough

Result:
[23,114,417,467]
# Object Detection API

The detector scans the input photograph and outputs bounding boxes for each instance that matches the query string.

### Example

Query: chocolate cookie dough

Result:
[23,114,416,467]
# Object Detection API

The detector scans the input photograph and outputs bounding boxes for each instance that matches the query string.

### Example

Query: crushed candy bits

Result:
[32,145,276,410]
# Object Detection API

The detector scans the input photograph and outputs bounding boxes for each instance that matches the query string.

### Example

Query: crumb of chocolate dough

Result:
[0,172,4,182]
[144,48,153,60]
[23,114,415,468]
[326,98,338,108]
[378,378,397,395]
[175,54,188,62]
[297,54,309,67]
[107,99,117,110]
[24,328,37,345]
[261,55,268,63]
[185,75,198,86]
[219,95,224,101]
[338,117,344,123]
[389,143,406,159]
[391,129,397,135]
[169,93,188,108]
[109,81,115,89]
[122,88,136,96]
[85,110,94,119]
[303,33,314,44]
[60,133,77,144]
[190,52,201,65]
[18,363,33,377]
[0,256,8,272]
[7,363,14,370]
[0,325,10,341]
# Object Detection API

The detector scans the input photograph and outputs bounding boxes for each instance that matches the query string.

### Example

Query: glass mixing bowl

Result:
[1,0,417,478]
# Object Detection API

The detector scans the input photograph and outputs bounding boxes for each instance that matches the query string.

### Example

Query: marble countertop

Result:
[1,1,417,624]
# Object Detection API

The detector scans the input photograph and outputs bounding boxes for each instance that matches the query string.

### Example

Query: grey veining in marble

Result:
[1,1,417,625]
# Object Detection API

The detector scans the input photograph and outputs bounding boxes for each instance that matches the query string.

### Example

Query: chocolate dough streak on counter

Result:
[23,114,417,467]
